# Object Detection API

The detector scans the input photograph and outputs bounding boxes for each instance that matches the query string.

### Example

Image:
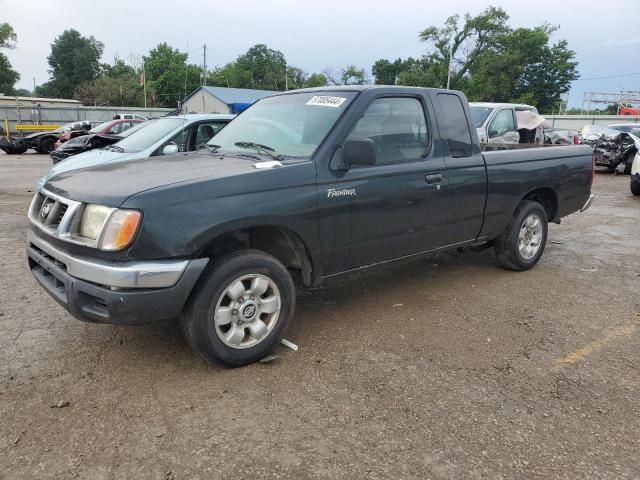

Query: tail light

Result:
[573,135,579,145]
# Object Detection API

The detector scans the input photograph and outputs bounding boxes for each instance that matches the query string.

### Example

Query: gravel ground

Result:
[0,153,639,479]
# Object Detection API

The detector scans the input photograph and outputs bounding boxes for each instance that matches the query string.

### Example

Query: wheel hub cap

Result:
[213,274,281,349]
[518,213,543,260]
[241,302,257,320]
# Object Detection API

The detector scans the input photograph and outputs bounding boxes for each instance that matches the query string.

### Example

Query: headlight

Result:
[79,204,141,251]
[79,204,112,240]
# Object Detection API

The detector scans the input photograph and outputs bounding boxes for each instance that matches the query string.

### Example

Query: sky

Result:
[3,0,640,108]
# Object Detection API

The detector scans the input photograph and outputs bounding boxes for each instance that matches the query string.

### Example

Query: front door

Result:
[317,95,448,272]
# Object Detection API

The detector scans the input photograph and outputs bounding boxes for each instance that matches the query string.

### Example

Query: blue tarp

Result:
[230,102,252,114]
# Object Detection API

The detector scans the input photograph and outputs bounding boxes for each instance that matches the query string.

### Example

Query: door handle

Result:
[425,174,442,184]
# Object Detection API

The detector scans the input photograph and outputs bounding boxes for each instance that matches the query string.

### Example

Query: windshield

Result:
[52,121,88,134]
[113,117,186,152]
[89,121,114,134]
[470,107,494,128]
[118,120,151,138]
[208,91,357,157]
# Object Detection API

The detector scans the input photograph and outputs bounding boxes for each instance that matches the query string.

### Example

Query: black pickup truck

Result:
[27,86,595,366]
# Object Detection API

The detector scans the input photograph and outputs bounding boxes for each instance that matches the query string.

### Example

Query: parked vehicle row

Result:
[0,114,149,156]
[39,114,234,188]
[27,86,594,366]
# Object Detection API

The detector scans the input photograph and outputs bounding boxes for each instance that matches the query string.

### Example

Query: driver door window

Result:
[166,128,190,153]
[347,97,428,165]
[194,122,224,147]
[488,109,516,138]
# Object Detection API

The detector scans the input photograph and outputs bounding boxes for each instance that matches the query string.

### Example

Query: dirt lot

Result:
[0,152,639,479]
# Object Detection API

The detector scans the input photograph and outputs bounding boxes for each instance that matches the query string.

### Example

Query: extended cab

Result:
[27,86,595,366]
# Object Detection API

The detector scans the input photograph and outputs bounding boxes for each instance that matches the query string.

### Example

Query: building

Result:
[180,86,276,115]
[0,95,81,108]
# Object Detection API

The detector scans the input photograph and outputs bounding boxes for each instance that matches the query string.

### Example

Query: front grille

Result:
[30,192,70,230]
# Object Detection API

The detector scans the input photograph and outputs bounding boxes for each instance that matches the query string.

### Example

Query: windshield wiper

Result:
[200,144,221,153]
[234,141,278,160]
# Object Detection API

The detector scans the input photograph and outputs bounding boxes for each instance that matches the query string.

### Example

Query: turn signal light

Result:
[100,210,141,251]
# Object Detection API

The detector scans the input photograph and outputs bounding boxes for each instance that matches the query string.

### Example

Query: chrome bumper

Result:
[580,194,595,213]
[27,231,189,289]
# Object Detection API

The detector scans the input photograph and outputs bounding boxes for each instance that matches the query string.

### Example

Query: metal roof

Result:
[192,86,277,105]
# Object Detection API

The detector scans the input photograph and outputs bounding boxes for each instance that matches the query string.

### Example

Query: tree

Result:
[467,25,578,112]
[38,29,104,98]
[371,6,578,112]
[0,22,19,94]
[74,58,146,107]
[231,44,287,90]
[341,65,367,85]
[324,66,368,86]
[419,6,509,89]
[143,43,201,107]
[303,73,328,88]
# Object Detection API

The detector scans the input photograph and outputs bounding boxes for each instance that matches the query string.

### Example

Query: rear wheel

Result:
[631,179,640,196]
[495,200,548,271]
[37,137,56,154]
[181,249,295,367]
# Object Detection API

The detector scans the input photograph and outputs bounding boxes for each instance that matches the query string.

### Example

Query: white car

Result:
[631,141,640,196]
[470,102,544,145]
[38,114,234,189]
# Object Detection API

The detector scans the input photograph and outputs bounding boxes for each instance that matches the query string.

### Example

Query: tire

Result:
[181,249,295,367]
[631,179,640,196]
[494,200,548,271]
[623,152,634,175]
[38,137,56,154]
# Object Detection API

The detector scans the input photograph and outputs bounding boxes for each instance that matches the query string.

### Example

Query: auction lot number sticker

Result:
[306,96,347,107]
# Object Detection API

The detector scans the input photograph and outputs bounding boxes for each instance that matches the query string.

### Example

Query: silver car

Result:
[38,114,234,189]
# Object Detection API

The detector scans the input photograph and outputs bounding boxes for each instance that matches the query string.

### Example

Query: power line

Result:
[574,72,640,82]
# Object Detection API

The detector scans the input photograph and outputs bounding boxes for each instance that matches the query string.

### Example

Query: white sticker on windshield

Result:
[306,96,347,108]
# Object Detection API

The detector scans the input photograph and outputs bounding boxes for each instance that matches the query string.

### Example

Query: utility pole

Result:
[202,44,207,86]
[32,77,36,94]
[446,46,453,90]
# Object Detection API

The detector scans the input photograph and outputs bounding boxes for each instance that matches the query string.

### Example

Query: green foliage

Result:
[0,22,19,94]
[74,58,146,107]
[143,43,201,107]
[467,24,578,112]
[0,22,17,49]
[341,65,366,85]
[303,73,328,88]
[37,29,104,98]
[374,6,578,113]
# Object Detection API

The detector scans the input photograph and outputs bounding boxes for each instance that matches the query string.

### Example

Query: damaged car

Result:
[0,121,94,155]
[470,102,545,145]
[50,119,147,164]
[581,124,637,174]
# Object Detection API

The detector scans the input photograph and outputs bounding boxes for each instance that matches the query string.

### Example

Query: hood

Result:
[37,149,134,190]
[44,152,273,206]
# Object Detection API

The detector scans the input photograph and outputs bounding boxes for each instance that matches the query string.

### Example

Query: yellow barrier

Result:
[15,124,60,132]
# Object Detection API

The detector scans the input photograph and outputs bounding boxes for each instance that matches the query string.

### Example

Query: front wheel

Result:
[631,179,640,196]
[181,249,295,367]
[494,200,548,271]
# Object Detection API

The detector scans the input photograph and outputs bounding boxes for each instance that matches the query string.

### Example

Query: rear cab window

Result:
[435,94,472,158]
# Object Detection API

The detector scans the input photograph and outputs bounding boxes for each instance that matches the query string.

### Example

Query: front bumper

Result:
[27,231,208,325]
[50,149,71,164]
[580,193,595,212]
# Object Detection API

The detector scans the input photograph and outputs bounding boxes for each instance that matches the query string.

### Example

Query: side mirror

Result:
[162,144,179,156]
[488,129,500,138]
[342,138,376,168]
